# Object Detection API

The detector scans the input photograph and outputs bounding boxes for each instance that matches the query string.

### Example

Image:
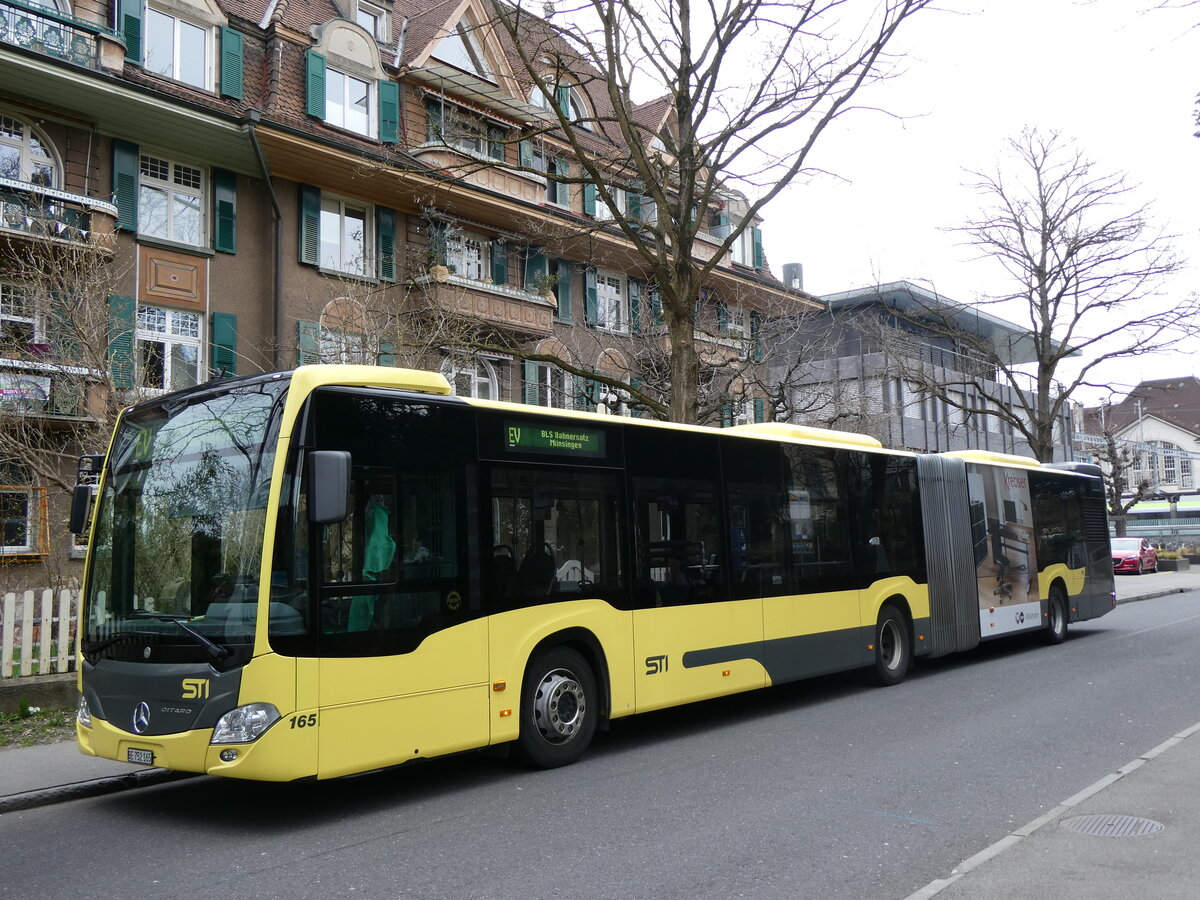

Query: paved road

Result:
[3,589,1198,899]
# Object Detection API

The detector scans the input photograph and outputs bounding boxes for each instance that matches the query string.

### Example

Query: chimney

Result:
[782,263,803,291]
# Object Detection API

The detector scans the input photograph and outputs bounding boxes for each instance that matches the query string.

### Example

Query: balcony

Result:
[0,355,105,421]
[0,177,118,251]
[412,267,557,335]
[0,0,120,71]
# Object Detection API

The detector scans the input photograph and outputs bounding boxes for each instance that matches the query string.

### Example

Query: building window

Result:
[0,460,40,555]
[731,228,752,266]
[138,154,204,246]
[325,67,372,136]
[320,196,371,276]
[446,229,490,280]
[0,114,57,187]
[144,6,210,89]
[356,2,387,39]
[442,355,497,400]
[137,305,201,391]
[432,19,492,79]
[596,271,626,332]
[526,361,572,409]
[0,282,40,346]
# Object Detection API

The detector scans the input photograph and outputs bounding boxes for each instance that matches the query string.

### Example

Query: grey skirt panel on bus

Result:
[916,455,981,657]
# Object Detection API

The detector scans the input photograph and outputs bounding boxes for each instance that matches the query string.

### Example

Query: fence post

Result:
[38,589,53,676]
[56,589,73,674]
[2,592,14,679]
[20,590,34,677]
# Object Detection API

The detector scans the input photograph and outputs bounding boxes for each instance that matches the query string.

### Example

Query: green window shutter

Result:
[378,80,399,143]
[427,221,447,266]
[717,300,729,334]
[519,140,533,168]
[120,0,142,62]
[554,258,572,320]
[490,240,508,285]
[220,28,244,100]
[298,184,320,265]
[523,359,540,405]
[583,183,596,217]
[626,192,642,222]
[425,97,443,142]
[649,285,663,324]
[49,291,79,360]
[629,376,643,418]
[377,206,396,282]
[751,226,763,270]
[556,84,570,117]
[488,125,505,160]
[306,51,326,119]
[297,320,321,366]
[378,340,396,367]
[107,295,135,389]
[721,398,733,428]
[754,398,766,423]
[212,168,237,254]
[553,158,569,206]
[112,139,138,232]
[716,212,730,238]
[628,277,642,333]
[750,310,763,362]
[572,374,588,411]
[584,267,598,326]
[524,247,546,291]
[210,312,237,376]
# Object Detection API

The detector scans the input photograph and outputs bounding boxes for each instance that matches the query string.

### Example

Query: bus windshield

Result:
[83,378,289,665]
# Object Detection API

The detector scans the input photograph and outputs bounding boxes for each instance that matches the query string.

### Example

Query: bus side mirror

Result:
[309,450,351,524]
[69,484,93,535]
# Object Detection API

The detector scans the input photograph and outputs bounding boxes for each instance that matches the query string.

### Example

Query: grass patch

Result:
[0,703,78,749]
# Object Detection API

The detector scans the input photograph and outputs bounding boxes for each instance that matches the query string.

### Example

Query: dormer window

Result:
[144,5,211,90]
[327,68,373,136]
[531,82,592,131]
[433,19,493,80]
[356,1,387,40]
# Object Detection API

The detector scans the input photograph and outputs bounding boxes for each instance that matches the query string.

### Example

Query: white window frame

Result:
[0,281,42,345]
[595,270,627,333]
[595,187,624,222]
[325,66,375,137]
[731,227,752,266]
[0,483,38,555]
[136,305,202,392]
[319,194,373,277]
[144,5,212,90]
[355,1,388,40]
[445,228,490,281]
[138,153,205,247]
[530,361,572,409]
[0,113,58,187]
[432,19,493,80]
[442,355,497,400]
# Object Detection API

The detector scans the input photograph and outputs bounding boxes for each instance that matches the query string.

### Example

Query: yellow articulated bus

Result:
[72,366,1115,780]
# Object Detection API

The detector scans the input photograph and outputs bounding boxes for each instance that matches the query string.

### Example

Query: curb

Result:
[0,768,196,814]
[1116,587,1187,605]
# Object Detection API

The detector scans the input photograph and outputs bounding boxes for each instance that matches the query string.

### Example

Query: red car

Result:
[1111,538,1158,575]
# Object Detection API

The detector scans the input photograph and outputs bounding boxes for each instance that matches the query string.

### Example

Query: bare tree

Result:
[463,0,934,423]
[885,129,1194,461]
[1086,401,1153,537]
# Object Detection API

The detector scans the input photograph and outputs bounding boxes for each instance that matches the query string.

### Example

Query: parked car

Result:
[1111,538,1158,575]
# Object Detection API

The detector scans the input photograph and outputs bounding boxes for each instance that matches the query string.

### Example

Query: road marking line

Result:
[903,717,1200,900]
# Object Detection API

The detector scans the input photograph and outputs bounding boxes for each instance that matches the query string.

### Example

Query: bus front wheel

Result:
[1045,586,1068,645]
[873,606,911,686]
[515,646,598,768]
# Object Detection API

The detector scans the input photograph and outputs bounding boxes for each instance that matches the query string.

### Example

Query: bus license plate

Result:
[127,748,154,765]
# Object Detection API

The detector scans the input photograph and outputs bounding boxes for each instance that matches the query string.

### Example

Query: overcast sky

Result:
[760,0,1200,402]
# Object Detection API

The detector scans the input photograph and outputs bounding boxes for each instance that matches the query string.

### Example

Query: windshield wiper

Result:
[127,612,231,661]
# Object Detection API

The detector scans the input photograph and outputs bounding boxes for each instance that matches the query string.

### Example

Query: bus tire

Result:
[873,605,910,686]
[514,646,598,768]
[1045,586,1068,645]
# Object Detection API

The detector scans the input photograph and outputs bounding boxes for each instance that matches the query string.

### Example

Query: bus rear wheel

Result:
[1045,586,1068,645]
[515,646,598,768]
[873,606,911,686]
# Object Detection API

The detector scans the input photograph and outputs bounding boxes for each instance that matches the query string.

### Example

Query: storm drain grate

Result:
[1060,814,1164,837]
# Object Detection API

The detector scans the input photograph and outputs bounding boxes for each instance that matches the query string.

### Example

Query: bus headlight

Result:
[211,703,280,744]
[77,694,92,728]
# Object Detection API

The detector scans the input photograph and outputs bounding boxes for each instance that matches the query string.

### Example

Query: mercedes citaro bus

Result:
[72,366,1115,780]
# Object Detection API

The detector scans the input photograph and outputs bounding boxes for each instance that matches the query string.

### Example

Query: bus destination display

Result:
[505,420,606,457]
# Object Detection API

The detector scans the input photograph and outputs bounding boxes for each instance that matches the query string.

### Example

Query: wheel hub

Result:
[880,619,902,670]
[533,668,586,744]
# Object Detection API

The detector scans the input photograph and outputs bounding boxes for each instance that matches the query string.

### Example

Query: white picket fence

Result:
[1,589,79,679]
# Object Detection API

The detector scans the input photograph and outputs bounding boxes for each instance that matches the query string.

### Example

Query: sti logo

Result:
[645,655,668,675]
[181,678,210,700]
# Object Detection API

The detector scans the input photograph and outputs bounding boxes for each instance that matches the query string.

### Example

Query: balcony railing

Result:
[0,176,118,248]
[0,0,117,69]
[0,355,102,419]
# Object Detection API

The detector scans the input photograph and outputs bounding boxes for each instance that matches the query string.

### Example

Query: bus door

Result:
[305,391,489,779]
[628,431,764,712]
